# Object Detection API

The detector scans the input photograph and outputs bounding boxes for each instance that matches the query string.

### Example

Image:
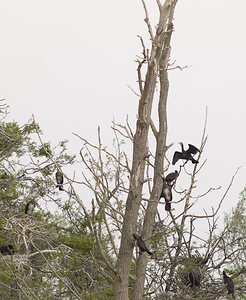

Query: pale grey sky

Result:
[0,0,245,222]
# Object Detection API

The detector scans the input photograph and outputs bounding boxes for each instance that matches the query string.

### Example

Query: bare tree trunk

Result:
[113,1,178,299]
[113,60,158,300]
[133,2,178,298]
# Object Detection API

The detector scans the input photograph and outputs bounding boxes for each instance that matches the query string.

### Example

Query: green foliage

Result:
[21,120,41,135]
[0,258,19,300]
[0,122,23,157]
[222,191,246,299]
[1,105,245,299]
[37,143,52,157]
[0,111,89,298]
[59,233,94,255]
[0,172,18,204]
[224,189,246,230]
[223,191,246,263]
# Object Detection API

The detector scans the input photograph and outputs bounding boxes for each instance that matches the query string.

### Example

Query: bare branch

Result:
[140,0,154,41]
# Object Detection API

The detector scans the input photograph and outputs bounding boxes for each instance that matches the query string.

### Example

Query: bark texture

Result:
[113,1,178,299]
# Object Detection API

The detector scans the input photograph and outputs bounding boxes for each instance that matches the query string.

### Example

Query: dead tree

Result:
[113,1,179,299]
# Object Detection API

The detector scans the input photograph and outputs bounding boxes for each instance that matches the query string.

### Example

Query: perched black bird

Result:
[160,180,172,211]
[133,234,152,255]
[223,270,235,298]
[165,170,179,187]
[172,142,200,165]
[25,199,35,215]
[188,268,202,287]
[0,244,15,255]
[183,253,209,288]
[55,171,64,191]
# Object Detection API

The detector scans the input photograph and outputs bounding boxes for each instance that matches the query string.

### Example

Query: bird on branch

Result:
[0,244,15,255]
[160,179,172,211]
[223,270,235,299]
[188,268,202,287]
[172,142,200,165]
[25,199,36,215]
[165,170,179,187]
[133,234,152,255]
[55,170,64,191]
[183,252,209,288]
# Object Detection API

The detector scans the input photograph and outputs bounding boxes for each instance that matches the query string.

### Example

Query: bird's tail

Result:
[191,158,199,164]
[56,184,64,191]
[165,202,171,211]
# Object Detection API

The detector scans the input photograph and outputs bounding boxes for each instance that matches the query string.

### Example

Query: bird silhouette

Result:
[223,270,235,299]
[55,171,64,191]
[25,199,35,215]
[160,179,172,211]
[188,268,202,287]
[172,142,200,165]
[183,253,209,287]
[133,234,152,255]
[0,244,15,255]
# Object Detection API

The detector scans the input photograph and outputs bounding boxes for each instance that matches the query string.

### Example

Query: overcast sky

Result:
[1,0,245,224]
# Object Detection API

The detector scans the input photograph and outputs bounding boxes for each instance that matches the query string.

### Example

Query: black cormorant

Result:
[188,268,202,287]
[0,244,15,255]
[25,199,35,215]
[223,270,235,298]
[183,253,209,288]
[133,234,152,255]
[160,180,172,211]
[55,171,64,191]
[172,142,200,165]
[165,170,179,187]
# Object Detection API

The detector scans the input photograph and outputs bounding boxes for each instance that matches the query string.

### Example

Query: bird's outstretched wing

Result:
[172,151,182,165]
[188,144,200,155]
